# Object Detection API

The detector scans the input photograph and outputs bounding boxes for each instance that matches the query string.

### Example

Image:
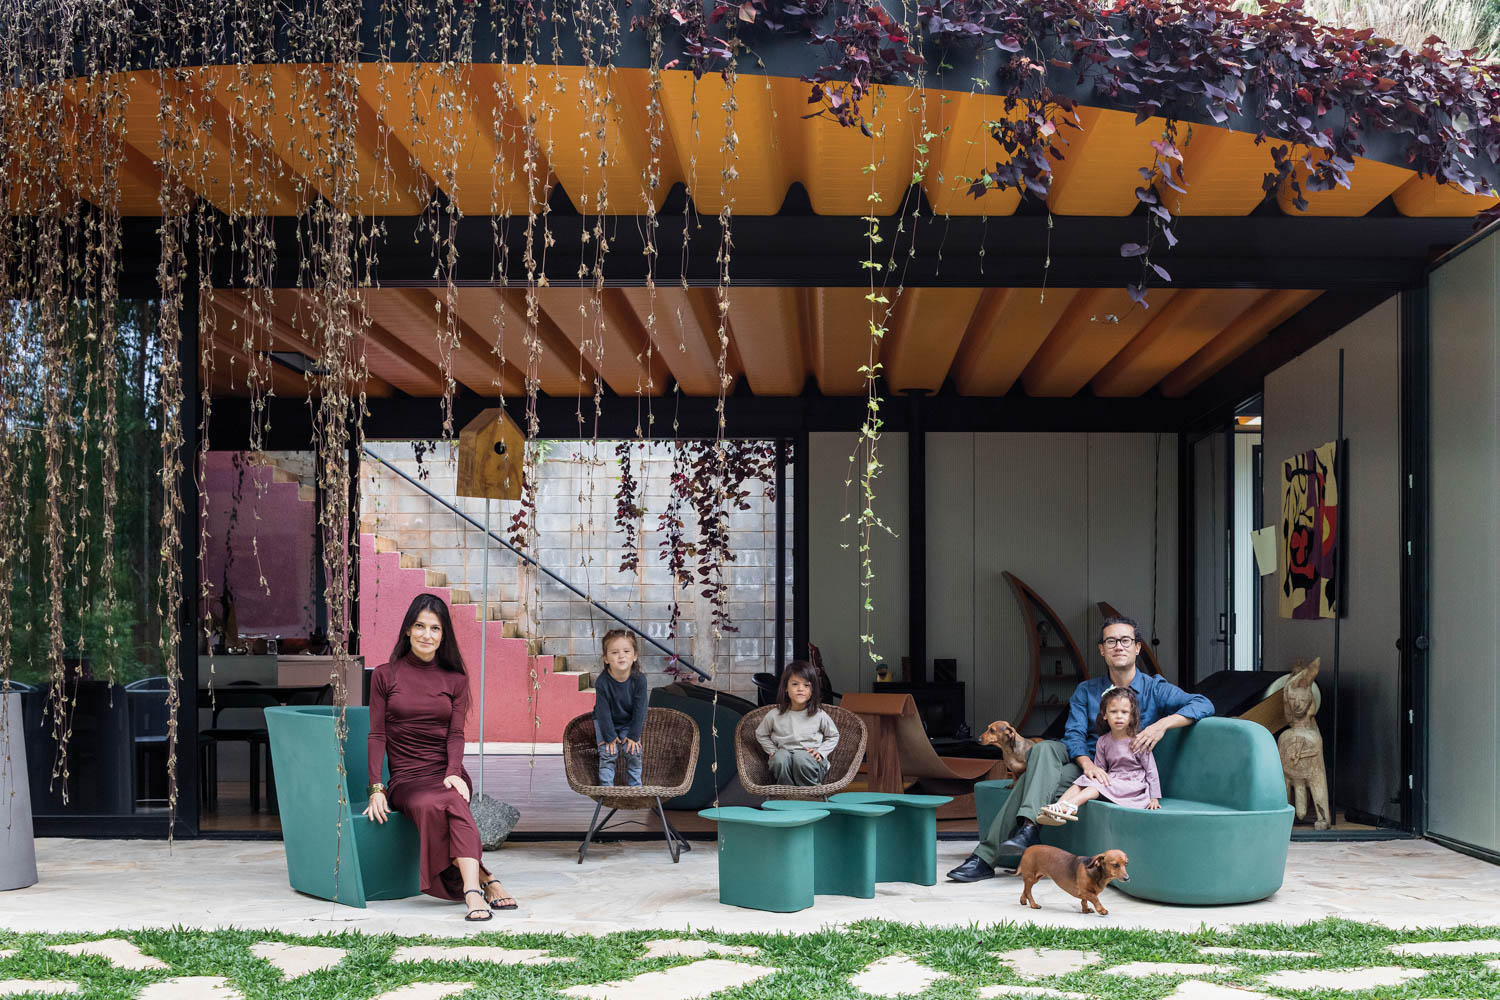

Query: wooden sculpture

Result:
[1278,658,1331,830]
[1004,572,1088,737]
[457,408,525,500]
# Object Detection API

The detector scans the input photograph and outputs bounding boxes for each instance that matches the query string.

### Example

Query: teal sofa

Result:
[264,706,421,907]
[976,718,1293,904]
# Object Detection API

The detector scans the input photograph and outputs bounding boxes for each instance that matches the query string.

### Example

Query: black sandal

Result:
[463,888,493,921]
[481,878,519,910]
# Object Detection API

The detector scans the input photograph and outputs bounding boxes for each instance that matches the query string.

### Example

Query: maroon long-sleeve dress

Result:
[368,653,486,900]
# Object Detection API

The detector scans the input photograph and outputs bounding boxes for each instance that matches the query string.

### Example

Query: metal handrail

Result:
[361,447,708,680]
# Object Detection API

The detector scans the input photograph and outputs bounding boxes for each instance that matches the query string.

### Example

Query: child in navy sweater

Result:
[593,628,648,786]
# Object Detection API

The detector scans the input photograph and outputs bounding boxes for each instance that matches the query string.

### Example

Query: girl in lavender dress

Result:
[1036,686,1161,825]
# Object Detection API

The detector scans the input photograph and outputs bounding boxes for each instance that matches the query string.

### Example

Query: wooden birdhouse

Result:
[457,408,525,500]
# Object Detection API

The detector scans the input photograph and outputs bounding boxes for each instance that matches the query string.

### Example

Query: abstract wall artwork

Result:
[1280,441,1342,620]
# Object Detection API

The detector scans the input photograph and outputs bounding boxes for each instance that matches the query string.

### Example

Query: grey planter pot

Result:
[0,692,36,890]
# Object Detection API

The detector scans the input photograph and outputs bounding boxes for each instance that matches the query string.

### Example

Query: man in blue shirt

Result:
[947,615,1214,882]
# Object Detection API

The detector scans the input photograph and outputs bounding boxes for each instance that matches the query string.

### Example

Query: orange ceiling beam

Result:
[1022,287,1174,396]
[950,288,1079,396]
[16,66,1477,221]
[724,287,809,396]
[1091,288,1267,397]
[883,287,983,393]
[1158,288,1324,397]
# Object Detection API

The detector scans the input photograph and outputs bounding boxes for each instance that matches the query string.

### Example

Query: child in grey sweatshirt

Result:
[756,660,839,786]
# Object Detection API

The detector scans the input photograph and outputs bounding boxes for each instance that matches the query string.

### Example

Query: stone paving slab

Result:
[992,948,1099,978]
[370,985,474,1000]
[639,939,761,960]
[390,945,571,966]
[11,838,1500,936]
[977,987,1091,999]
[562,959,776,1000]
[0,952,12,962]
[1261,966,1429,990]
[138,976,243,1000]
[1104,962,1237,978]
[249,941,347,977]
[47,939,166,970]
[0,982,79,997]
[1163,983,1280,1000]
[1388,939,1500,956]
[849,955,950,997]
[1198,947,1317,959]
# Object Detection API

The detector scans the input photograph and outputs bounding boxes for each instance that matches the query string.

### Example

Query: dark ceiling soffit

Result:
[204,390,1193,449]
[109,213,1470,296]
[1178,287,1393,429]
[85,2,1441,174]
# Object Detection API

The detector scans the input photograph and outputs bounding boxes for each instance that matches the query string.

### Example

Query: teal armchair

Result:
[264,706,421,907]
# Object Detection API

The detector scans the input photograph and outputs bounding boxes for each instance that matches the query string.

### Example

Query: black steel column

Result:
[793,429,810,660]
[1398,285,1431,835]
[907,390,927,683]
[774,438,788,674]
[347,426,361,656]
[1177,433,1195,690]
[178,275,201,837]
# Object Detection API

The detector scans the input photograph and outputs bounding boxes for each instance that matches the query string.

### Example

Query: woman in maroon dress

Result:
[363,594,516,920]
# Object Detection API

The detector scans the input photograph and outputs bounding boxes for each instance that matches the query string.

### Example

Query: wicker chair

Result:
[734,705,867,801]
[563,707,700,863]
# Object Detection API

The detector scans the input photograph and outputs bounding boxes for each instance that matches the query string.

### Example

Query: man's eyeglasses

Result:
[1101,636,1137,649]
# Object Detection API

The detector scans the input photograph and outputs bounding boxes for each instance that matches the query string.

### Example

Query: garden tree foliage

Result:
[3,301,162,689]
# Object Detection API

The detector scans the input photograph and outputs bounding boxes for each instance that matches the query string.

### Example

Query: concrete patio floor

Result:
[5,837,1498,937]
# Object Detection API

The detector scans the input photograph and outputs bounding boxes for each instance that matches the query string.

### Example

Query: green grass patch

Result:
[0,919,1498,998]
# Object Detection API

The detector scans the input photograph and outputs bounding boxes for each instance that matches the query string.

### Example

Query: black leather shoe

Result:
[994,818,1040,869]
[946,854,995,883]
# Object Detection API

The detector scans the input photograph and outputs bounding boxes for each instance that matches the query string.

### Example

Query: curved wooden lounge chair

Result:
[563,707,700,863]
[841,692,1007,819]
[734,705,867,801]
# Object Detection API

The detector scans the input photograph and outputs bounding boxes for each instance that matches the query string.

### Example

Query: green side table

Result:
[698,806,829,912]
[763,799,894,899]
[829,792,952,886]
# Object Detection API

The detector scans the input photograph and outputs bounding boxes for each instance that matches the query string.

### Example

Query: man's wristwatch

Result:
[367,782,386,797]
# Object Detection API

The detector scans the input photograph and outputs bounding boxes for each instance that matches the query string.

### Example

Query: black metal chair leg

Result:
[664,816,692,853]
[578,801,605,864]
[654,797,682,863]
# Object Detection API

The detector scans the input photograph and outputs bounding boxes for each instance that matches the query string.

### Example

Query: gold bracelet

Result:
[367,782,386,797]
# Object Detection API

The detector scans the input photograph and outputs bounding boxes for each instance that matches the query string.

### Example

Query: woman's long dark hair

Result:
[390,593,466,674]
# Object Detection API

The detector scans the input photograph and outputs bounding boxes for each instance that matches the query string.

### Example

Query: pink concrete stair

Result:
[359,533,594,742]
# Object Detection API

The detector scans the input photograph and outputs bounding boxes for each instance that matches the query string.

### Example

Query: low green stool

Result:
[698,806,828,912]
[829,792,952,886]
[763,799,893,899]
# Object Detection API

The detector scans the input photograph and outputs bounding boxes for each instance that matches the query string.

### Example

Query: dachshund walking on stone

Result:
[1017,845,1130,916]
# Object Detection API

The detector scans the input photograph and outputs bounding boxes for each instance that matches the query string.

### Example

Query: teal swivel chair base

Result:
[698,806,828,912]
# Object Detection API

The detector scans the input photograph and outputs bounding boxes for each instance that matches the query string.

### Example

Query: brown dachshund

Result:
[1017,845,1130,915]
[979,720,1038,778]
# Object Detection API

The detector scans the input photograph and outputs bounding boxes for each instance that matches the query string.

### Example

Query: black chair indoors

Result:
[126,675,171,808]
[199,682,279,813]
